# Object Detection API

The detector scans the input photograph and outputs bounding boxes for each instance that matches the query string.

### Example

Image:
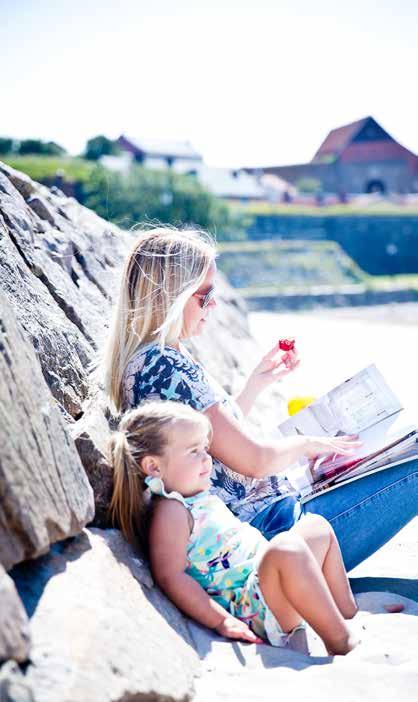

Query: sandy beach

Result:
[249,302,418,417]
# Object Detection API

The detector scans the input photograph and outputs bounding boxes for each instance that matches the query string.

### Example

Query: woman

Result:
[103,226,418,571]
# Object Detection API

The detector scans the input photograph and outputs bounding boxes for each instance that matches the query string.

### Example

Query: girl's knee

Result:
[267,532,309,563]
[300,513,334,538]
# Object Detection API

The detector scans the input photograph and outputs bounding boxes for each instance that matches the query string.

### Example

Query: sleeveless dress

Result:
[146,477,305,647]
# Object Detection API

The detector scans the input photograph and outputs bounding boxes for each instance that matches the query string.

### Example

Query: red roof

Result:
[312,118,369,162]
[340,141,417,172]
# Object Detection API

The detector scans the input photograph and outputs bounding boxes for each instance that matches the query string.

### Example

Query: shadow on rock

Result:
[10,532,92,619]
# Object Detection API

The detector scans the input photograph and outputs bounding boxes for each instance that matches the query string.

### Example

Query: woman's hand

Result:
[235,342,300,416]
[215,615,264,644]
[303,435,362,460]
[249,342,300,392]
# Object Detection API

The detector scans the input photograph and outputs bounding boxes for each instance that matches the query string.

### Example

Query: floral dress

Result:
[146,477,304,646]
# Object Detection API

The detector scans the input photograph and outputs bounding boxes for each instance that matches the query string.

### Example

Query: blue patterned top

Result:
[122,343,296,522]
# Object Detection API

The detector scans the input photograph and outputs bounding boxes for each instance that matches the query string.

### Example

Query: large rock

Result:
[0,565,30,664]
[70,392,114,528]
[9,528,198,702]
[0,162,128,417]
[0,291,94,570]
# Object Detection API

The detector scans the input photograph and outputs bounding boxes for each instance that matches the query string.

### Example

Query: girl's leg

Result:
[291,514,357,619]
[257,532,358,655]
[302,459,418,571]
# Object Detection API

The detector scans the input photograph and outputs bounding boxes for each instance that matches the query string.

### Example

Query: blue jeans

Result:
[249,459,418,572]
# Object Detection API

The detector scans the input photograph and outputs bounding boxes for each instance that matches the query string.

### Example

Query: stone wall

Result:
[247,214,418,275]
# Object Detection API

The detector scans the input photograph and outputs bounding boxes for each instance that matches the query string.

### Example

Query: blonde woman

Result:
[104,226,418,571]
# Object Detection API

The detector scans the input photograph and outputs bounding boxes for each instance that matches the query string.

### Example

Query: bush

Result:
[18,139,66,156]
[83,135,120,161]
[82,166,245,239]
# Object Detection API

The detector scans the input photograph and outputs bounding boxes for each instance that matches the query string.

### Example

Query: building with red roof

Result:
[258,116,418,196]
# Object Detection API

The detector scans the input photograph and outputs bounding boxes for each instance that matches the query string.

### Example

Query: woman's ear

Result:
[140,455,161,477]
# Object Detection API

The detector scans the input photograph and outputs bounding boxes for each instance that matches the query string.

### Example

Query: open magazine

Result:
[276,365,418,504]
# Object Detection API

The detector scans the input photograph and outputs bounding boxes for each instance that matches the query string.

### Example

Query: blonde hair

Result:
[108,400,212,553]
[103,226,216,414]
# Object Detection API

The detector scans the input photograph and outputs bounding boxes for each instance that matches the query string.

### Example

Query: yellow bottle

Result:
[287,396,316,416]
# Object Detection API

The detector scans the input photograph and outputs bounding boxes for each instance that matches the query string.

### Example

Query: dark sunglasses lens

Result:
[202,289,214,308]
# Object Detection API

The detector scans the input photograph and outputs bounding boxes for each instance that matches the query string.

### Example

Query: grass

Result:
[1,156,99,183]
[230,202,418,217]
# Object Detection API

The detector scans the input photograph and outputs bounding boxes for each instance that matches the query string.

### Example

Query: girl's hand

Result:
[304,435,362,460]
[215,616,264,644]
[249,342,300,393]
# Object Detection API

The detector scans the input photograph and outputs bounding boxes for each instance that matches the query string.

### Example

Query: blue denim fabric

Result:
[249,459,418,572]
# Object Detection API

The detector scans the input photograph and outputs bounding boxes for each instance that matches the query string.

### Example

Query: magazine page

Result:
[277,364,403,440]
[288,414,417,497]
[300,450,418,504]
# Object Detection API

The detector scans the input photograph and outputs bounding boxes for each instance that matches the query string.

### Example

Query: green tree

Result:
[0,138,14,155]
[83,135,120,161]
[18,139,66,156]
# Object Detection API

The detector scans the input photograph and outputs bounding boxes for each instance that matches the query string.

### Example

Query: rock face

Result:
[0,565,31,664]
[0,290,94,571]
[11,529,199,702]
[0,160,275,700]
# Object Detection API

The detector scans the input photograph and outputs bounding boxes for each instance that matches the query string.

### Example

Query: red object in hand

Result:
[279,338,295,351]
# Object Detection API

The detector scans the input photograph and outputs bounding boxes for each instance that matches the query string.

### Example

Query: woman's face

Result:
[181,260,217,339]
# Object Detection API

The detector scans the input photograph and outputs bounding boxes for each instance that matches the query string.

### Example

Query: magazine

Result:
[276,365,418,503]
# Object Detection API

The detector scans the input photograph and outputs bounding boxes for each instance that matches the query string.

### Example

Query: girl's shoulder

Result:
[150,494,194,537]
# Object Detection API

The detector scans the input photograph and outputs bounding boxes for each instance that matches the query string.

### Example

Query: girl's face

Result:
[181,260,217,339]
[156,422,212,497]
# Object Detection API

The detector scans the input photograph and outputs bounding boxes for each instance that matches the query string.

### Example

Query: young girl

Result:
[109,400,359,655]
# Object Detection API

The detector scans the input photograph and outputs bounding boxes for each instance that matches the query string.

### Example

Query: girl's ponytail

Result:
[108,430,148,553]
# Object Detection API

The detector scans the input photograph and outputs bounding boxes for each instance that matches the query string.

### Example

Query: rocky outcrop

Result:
[0,566,30,664]
[0,290,94,571]
[10,529,198,702]
[0,160,272,700]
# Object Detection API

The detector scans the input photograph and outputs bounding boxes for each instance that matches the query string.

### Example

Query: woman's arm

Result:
[205,402,361,480]
[149,499,261,643]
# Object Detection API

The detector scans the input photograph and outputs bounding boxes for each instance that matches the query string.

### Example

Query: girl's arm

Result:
[149,499,262,643]
[205,402,361,480]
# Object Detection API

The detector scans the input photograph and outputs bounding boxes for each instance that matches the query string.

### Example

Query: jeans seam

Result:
[328,470,418,522]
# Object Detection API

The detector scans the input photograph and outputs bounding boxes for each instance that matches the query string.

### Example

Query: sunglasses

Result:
[192,286,215,309]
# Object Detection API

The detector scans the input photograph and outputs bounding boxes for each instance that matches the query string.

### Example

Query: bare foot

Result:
[384,602,405,613]
[326,630,359,656]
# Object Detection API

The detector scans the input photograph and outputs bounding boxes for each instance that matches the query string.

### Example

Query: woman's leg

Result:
[250,495,302,540]
[257,532,357,655]
[302,459,418,572]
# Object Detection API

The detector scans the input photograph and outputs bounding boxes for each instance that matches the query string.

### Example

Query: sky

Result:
[1,0,417,168]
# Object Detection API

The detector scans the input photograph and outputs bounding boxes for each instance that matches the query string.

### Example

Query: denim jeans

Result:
[249,459,418,572]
